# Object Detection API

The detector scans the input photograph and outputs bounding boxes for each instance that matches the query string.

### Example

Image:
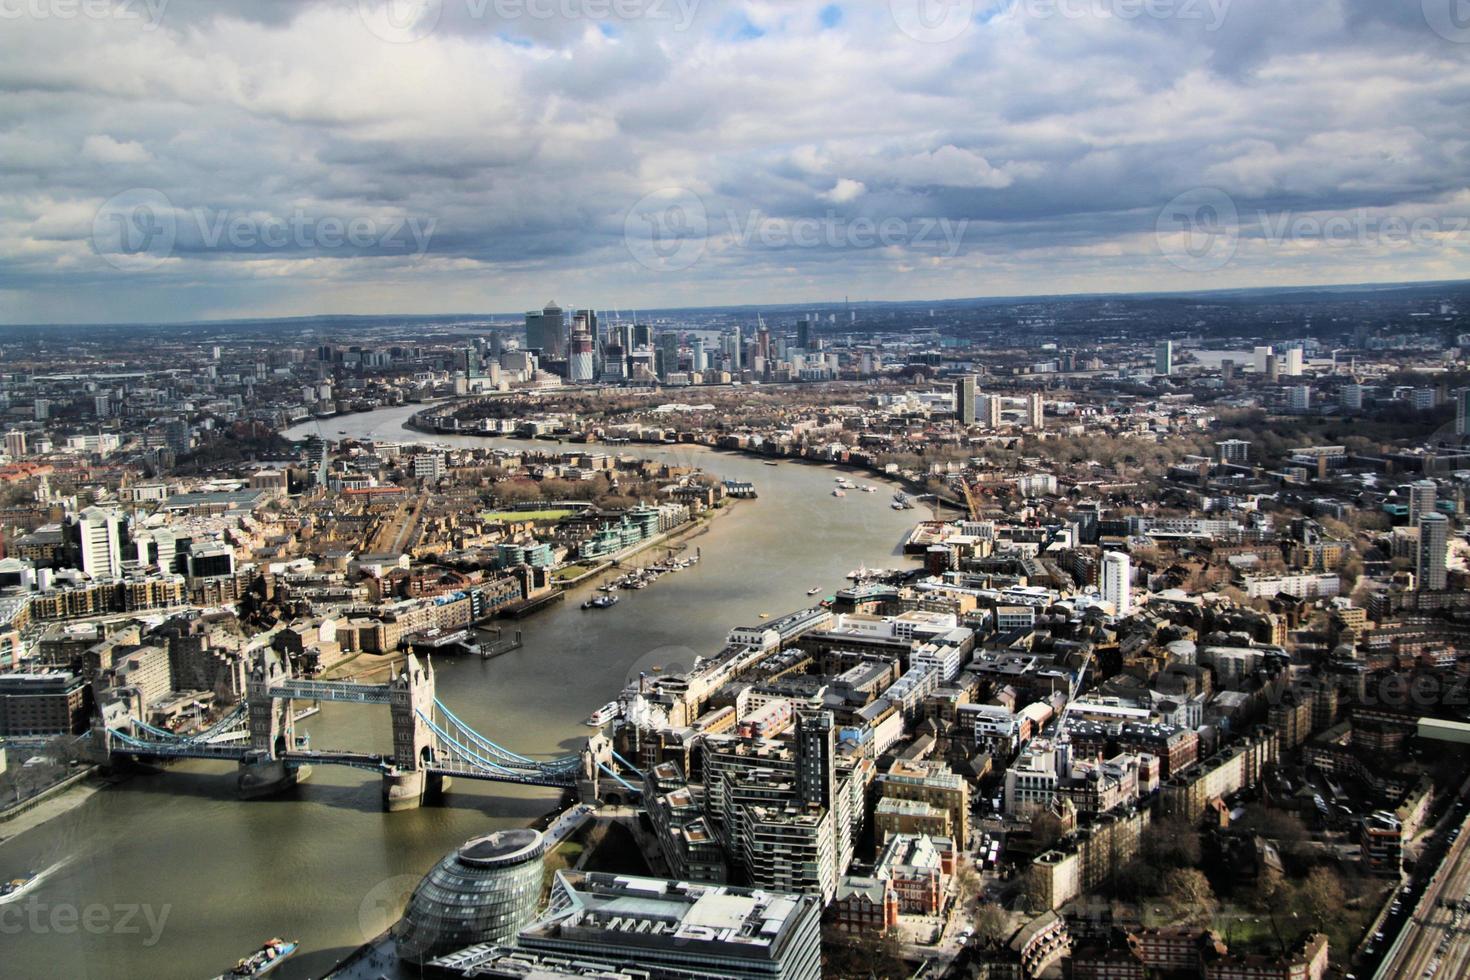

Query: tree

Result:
[974,902,1012,947]
[1163,868,1217,925]
[954,863,982,909]
[1292,867,1345,929]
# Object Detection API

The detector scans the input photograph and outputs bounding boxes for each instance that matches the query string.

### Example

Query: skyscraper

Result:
[1026,393,1044,430]
[797,318,812,352]
[795,708,835,810]
[524,301,566,359]
[1456,389,1470,437]
[569,314,595,383]
[1101,551,1131,616]
[1417,512,1449,591]
[954,375,977,425]
[1406,480,1437,526]
[4,430,26,459]
[1155,340,1173,376]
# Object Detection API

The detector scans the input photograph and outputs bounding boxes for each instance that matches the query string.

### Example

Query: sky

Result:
[2,0,1469,324]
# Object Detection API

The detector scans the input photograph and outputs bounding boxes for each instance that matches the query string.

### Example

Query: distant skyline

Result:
[3,0,1470,324]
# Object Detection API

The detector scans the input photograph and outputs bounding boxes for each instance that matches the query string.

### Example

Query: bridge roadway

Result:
[1375,806,1470,980]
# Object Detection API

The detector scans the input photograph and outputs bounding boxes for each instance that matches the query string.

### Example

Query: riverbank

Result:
[0,773,106,847]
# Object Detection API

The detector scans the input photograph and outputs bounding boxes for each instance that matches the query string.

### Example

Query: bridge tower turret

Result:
[578,732,616,802]
[239,649,309,799]
[384,653,444,811]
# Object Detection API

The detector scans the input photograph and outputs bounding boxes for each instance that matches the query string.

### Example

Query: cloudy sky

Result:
[2,0,1469,323]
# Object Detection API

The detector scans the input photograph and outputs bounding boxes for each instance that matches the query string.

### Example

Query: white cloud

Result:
[0,0,1466,322]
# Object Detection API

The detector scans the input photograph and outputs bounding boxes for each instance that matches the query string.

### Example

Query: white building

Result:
[76,507,124,580]
[1101,551,1131,616]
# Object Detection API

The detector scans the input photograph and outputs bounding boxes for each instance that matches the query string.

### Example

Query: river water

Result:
[1,402,919,980]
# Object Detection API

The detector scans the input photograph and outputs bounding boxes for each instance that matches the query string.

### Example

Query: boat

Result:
[583,594,620,610]
[832,489,846,497]
[759,612,771,619]
[807,587,821,595]
[862,486,877,493]
[764,460,779,466]
[0,872,39,903]
[891,502,906,510]
[586,701,620,726]
[214,938,298,979]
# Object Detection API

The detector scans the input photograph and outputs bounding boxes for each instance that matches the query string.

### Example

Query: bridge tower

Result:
[383,653,444,811]
[238,649,309,798]
[578,731,616,802]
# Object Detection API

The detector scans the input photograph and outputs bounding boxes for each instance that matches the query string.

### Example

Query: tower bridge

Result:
[94,651,640,811]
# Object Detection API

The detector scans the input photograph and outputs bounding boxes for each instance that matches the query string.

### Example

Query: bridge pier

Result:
[382,768,450,811]
[239,758,311,799]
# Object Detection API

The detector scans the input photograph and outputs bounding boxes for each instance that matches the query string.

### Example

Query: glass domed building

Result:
[396,828,547,964]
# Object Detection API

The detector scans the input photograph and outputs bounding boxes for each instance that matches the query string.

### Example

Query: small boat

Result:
[862,486,877,493]
[832,489,846,497]
[583,594,620,609]
[764,461,779,466]
[586,701,620,726]
[214,938,298,979]
[807,587,821,596]
[891,502,906,510]
[759,612,771,619]
[0,872,39,903]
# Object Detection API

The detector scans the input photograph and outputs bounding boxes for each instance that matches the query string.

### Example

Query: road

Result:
[1375,806,1470,980]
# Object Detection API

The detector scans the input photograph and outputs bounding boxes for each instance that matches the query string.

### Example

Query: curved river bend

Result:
[1,403,917,979]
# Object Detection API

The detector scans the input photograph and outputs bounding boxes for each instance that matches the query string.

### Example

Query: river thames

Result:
[1,402,920,979]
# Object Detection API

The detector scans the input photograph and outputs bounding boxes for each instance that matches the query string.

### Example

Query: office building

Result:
[795,709,835,810]
[1417,513,1449,591]
[4,430,26,459]
[1101,551,1131,616]
[1282,346,1304,376]
[1253,345,1273,373]
[954,375,977,425]
[395,830,546,965]
[0,672,91,736]
[1155,340,1173,376]
[524,301,566,359]
[75,506,124,579]
[1288,385,1312,413]
[1457,388,1470,436]
[515,871,822,980]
